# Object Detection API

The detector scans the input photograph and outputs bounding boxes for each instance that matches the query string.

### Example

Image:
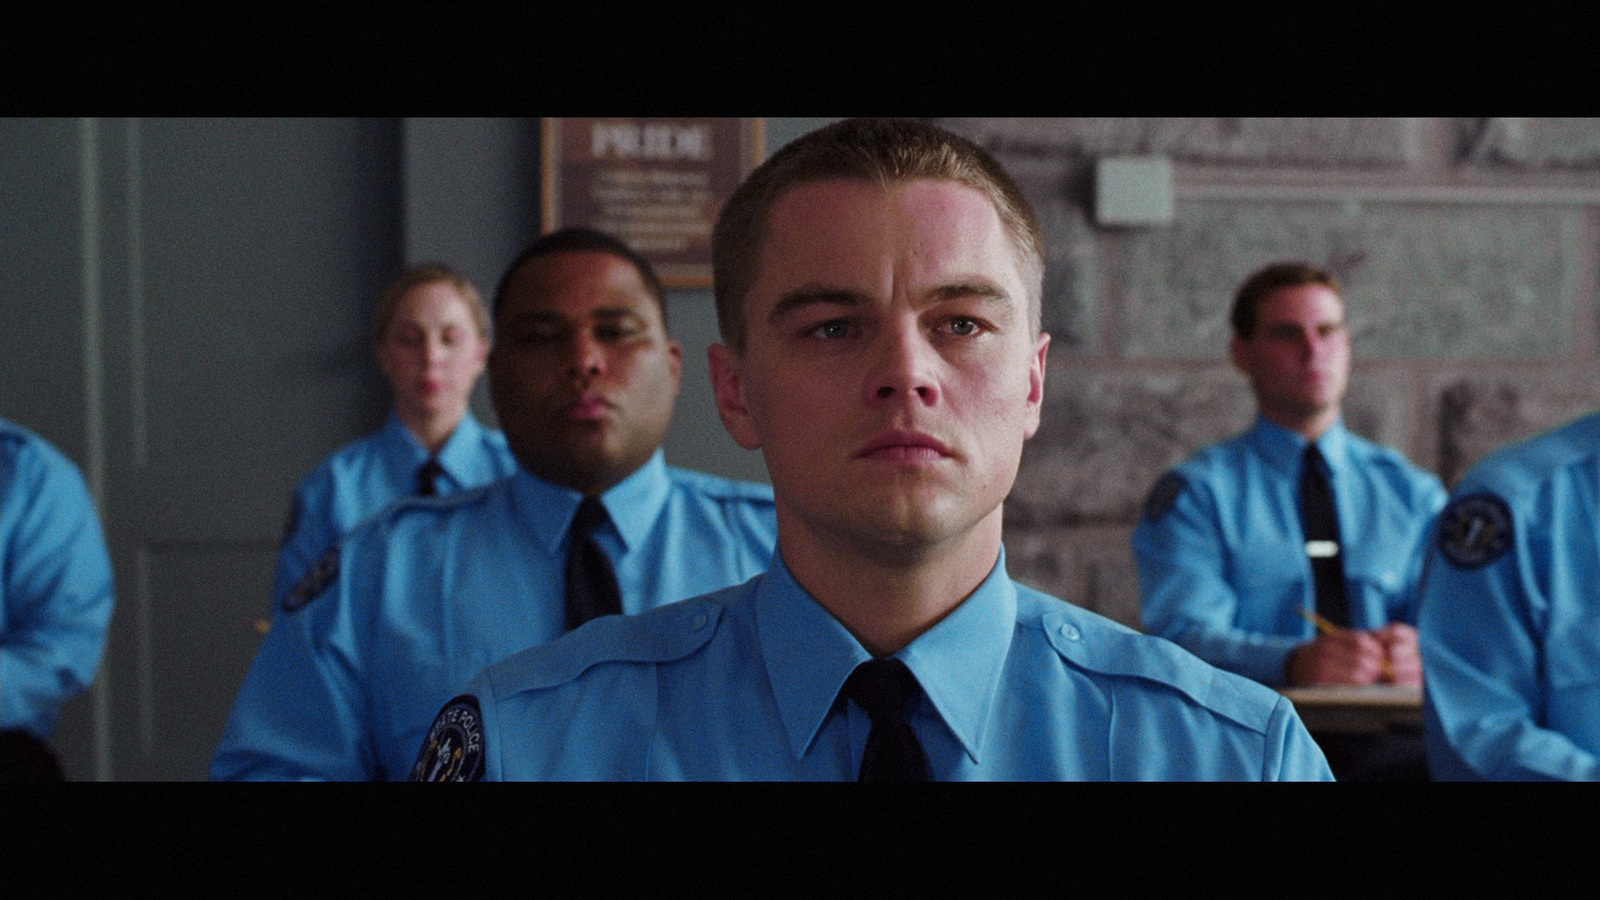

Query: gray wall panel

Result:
[0,118,87,454]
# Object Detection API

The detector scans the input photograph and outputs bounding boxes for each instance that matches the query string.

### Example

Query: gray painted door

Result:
[2,118,401,780]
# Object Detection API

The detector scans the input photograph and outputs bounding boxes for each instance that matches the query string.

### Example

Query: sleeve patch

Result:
[1141,472,1187,521]
[283,546,339,613]
[410,695,486,782]
[1438,491,1514,569]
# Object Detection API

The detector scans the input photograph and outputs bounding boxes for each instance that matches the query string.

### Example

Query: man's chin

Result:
[838,501,995,557]
[508,438,615,488]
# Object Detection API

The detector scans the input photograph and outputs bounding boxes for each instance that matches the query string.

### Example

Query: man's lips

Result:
[562,394,615,421]
[854,430,953,463]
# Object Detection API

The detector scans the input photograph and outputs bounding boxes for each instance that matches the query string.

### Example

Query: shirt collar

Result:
[382,410,494,491]
[510,448,672,557]
[379,410,429,468]
[1246,415,1350,476]
[432,411,487,483]
[756,549,1017,765]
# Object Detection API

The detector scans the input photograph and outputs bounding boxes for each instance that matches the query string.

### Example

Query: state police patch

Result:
[1438,491,1514,569]
[1141,472,1187,521]
[410,695,486,782]
[283,546,339,613]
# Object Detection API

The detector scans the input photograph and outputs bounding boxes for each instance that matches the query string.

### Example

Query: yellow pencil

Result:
[1299,607,1395,680]
[1298,606,1338,636]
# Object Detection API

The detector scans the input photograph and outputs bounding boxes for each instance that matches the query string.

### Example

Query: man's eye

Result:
[515,327,560,345]
[810,320,851,340]
[946,317,982,336]
[596,324,642,341]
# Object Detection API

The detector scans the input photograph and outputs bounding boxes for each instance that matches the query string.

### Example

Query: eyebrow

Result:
[766,279,1014,326]
[766,286,866,327]
[1261,316,1345,331]
[509,306,645,324]
[927,279,1011,307]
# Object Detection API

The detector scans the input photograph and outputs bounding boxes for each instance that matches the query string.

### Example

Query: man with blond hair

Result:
[414,120,1330,782]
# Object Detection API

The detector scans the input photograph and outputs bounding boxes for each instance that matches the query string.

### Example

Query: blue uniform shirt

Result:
[1132,417,1447,686]
[428,551,1331,781]
[1418,412,1600,780]
[272,410,517,605]
[1,420,116,738]
[211,449,777,780]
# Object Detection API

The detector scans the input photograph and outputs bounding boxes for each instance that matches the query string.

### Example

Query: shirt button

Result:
[691,611,709,631]
[1060,623,1081,642]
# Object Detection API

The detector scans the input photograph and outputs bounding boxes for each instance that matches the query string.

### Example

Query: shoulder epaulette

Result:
[487,597,725,696]
[668,467,776,504]
[349,481,500,538]
[1039,605,1279,734]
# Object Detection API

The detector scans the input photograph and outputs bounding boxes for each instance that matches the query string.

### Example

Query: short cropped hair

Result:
[1230,261,1342,340]
[711,118,1044,353]
[492,227,668,331]
[376,262,488,341]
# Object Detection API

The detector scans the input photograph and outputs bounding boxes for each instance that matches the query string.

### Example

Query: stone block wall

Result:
[935,118,1600,627]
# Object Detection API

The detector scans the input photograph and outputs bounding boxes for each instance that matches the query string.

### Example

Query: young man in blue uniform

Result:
[412,119,1331,781]
[211,229,778,780]
[1131,262,1446,779]
[1419,412,1600,780]
[2,419,116,777]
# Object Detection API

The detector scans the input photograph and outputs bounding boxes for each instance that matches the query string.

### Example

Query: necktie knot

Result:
[843,658,931,781]
[844,658,920,722]
[1304,443,1329,476]
[572,497,609,535]
[416,456,444,497]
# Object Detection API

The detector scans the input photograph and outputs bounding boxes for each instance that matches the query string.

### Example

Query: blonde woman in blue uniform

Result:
[272,263,517,606]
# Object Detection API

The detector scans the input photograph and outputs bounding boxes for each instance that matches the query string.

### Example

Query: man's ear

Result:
[665,338,684,399]
[1228,335,1249,374]
[1022,331,1049,439]
[709,343,761,450]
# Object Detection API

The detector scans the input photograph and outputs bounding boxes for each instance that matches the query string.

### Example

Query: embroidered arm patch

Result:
[1141,472,1187,521]
[1438,491,1513,568]
[283,546,339,613]
[410,695,486,782]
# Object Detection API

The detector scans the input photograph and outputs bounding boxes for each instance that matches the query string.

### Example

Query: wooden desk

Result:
[1279,685,1423,734]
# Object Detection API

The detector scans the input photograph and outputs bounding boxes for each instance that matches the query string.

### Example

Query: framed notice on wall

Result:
[541,118,765,288]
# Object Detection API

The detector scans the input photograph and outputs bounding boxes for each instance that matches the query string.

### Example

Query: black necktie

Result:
[1300,444,1350,628]
[416,456,444,497]
[843,658,931,782]
[564,497,623,629]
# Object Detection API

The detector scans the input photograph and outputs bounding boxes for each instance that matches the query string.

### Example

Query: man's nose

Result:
[867,322,939,406]
[565,332,604,376]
